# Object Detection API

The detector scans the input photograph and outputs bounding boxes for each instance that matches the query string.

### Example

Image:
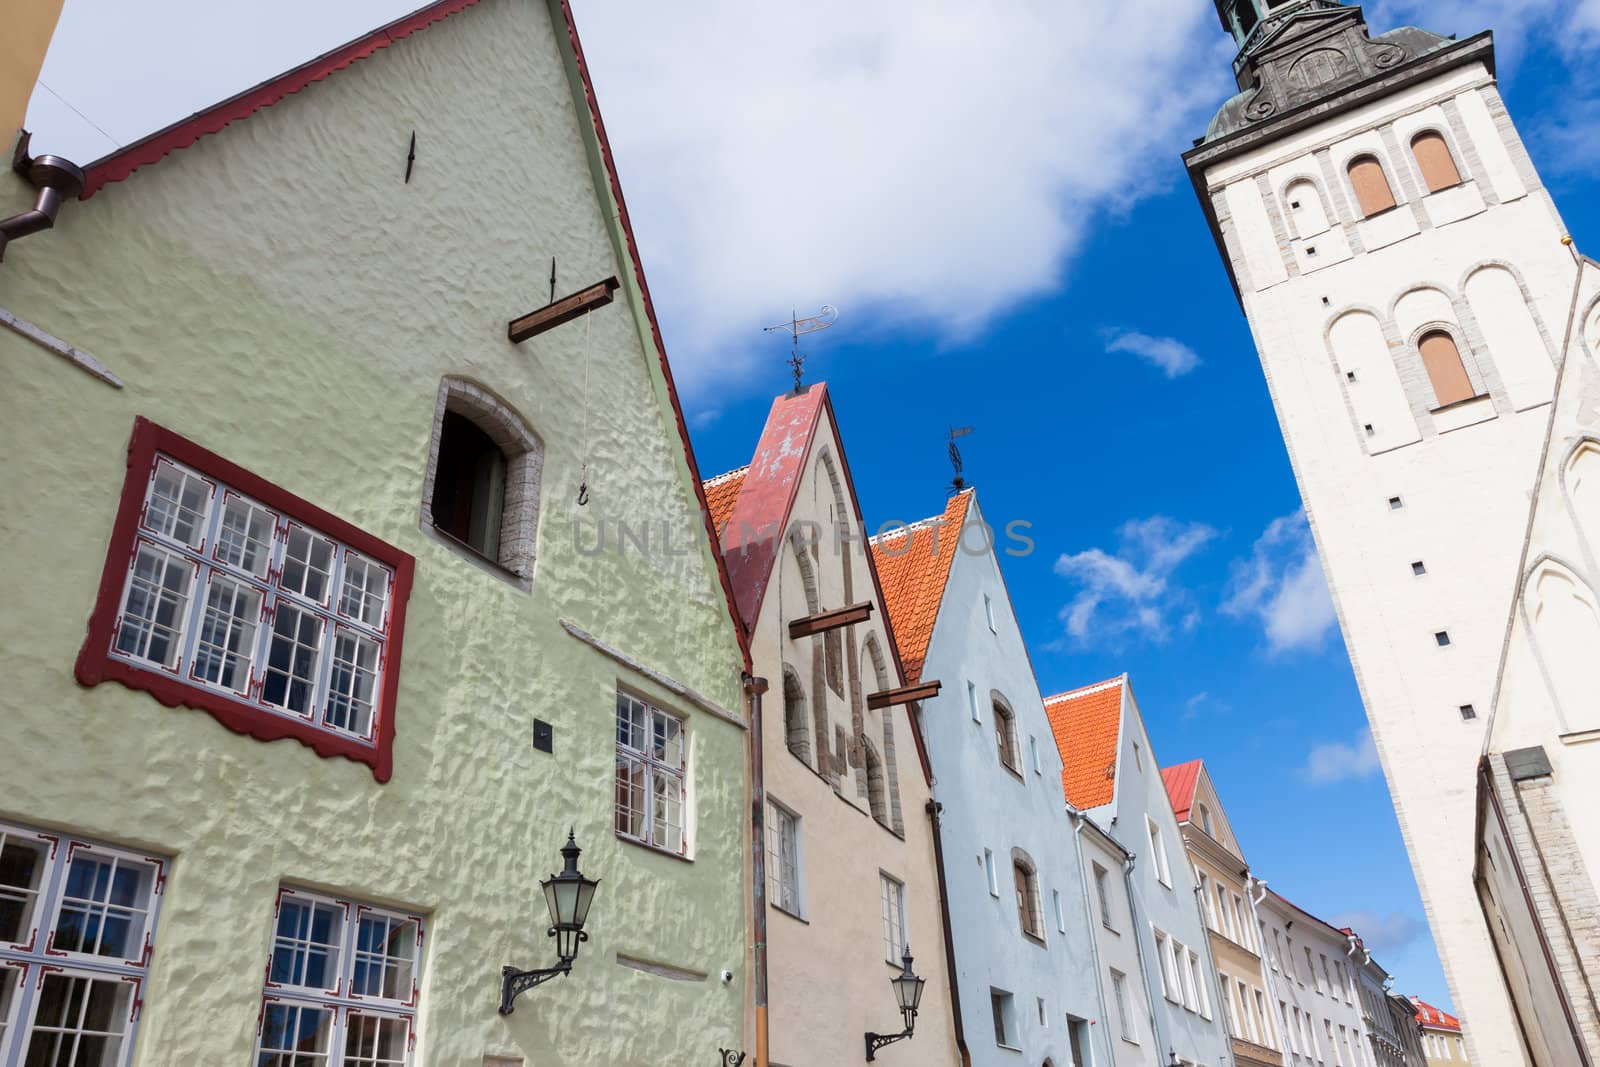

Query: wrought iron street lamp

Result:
[499,830,600,1014]
[864,946,926,1061]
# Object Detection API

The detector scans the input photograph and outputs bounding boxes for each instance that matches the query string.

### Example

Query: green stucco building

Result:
[0,1,751,1063]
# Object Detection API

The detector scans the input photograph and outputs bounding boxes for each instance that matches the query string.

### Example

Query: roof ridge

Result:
[1044,675,1126,703]
[868,488,976,545]
[703,464,750,488]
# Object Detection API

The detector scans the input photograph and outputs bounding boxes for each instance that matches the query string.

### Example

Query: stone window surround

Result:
[419,377,544,590]
[1517,552,1600,738]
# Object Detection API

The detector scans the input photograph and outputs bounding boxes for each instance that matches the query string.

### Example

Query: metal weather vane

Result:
[764,305,839,392]
[948,426,974,495]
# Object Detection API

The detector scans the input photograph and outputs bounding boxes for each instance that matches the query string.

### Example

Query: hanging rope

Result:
[577,311,592,506]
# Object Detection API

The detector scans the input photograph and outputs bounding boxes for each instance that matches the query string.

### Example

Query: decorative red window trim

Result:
[75,417,415,782]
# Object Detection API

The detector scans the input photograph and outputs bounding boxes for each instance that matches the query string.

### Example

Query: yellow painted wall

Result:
[0,0,63,142]
[0,0,749,1063]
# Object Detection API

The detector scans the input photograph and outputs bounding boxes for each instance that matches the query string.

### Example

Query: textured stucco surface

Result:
[918,494,1103,1066]
[0,1,748,1063]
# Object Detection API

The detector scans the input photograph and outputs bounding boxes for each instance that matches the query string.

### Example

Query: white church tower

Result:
[1184,3,1583,1062]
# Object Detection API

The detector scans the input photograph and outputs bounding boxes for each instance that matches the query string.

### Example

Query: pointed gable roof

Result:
[61,0,751,668]
[869,489,972,683]
[1044,676,1126,810]
[1161,759,1203,823]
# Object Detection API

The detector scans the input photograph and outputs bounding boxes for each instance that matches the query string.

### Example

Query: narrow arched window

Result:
[783,669,811,765]
[1411,131,1462,193]
[1418,330,1475,408]
[423,378,543,582]
[994,702,1020,773]
[1013,854,1043,940]
[864,739,889,826]
[1347,155,1397,218]
[1284,178,1330,239]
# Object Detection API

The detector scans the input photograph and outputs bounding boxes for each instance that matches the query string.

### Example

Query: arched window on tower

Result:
[1528,562,1600,732]
[783,669,811,765]
[1410,131,1462,194]
[1284,178,1330,240]
[1347,155,1397,218]
[1418,330,1476,408]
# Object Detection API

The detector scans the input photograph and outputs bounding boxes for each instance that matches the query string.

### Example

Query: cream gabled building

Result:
[1163,761,1283,1067]
[1183,2,1583,1059]
[705,382,960,1067]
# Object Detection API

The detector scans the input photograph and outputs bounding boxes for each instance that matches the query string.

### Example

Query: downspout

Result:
[744,673,771,1067]
[1248,877,1286,1051]
[1071,810,1116,1067]
[926,798,972,1067]
[0,150,84,262]
[1121,853,1170,1063]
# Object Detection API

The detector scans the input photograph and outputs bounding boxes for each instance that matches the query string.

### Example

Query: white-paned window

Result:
[984,594,996,632]
[1240,980,1260,1043]
[767,802,802,917]
[257,886,423,1067]
[1147,818,1172,887]
[1256,989,1275,1048]
[1154,929,1177,1002]
[614,690,688,855]
[1093,864,1114,930]
[1177,943,1199,1011]
[0,821,167,1067]
[983,849,999,897]
[1197,870,1215,930]
[1052,889,1066,934]
[1189,949,1210,1018]
[1219,972,1240,1037]
[880,875,907,964]
[107,458,395,743]
[1111,969,1136,1043]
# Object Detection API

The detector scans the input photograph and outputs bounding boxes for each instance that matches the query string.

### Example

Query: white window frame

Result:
[255,886,424,1067]
[1093,864,1114,930]
[614,690,689,856]
[1147,818,1172,888]
[1219,971,1240,1038]
[1111,969,1137,1044]
[990,989,1016,1049]
[1052,888,1066,934]
[0,821,168,1067]
[1029,735,1041,775]
[767,800,803,919]
[1154,929,1179,1003]
[967,681,981,723]
[108,457,396,745]
[984,593,997,633]
[880,874,907,965]
[984,849,999,897]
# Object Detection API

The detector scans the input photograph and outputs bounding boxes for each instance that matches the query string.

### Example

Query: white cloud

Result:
[570,0,1228,392]
[1332,910,1425,956]
[1104,329,1202,378]
[1305,728,1382,785]
[1223,510,1338,653]
[1055,517,1216,646]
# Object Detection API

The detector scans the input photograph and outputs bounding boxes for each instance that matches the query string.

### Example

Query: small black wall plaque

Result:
[533,719,554,754]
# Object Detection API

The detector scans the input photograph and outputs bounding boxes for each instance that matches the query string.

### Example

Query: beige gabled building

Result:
[705,382,959,1067]
[1164,760,1284,1067]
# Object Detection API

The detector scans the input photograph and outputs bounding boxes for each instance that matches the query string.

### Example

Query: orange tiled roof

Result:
[703,466,749,535]
[1161,759,1203,823]
[869,491,972,683]
[1409,998,1462,1032]
[1043,677,1126,810]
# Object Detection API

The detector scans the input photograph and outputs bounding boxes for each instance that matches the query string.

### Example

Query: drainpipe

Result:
[1121,853,1170,1064]
[744,673,771,1067]
[926,798,971,1067]
[0,150,84,262]
[1071,810,1115,1067]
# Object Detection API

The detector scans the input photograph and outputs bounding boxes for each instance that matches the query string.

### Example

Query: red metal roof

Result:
[1044,677,1125,809]
[80,0,484,199]
[1161,759,1203,823]
[1409,997,1462,1032]
[870,490,972,684]
[71,0,751,671]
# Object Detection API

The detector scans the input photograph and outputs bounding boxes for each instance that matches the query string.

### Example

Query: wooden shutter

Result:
[1411,132,1462,193]
[1419,331,1475,407]
[1347,156,1397,217]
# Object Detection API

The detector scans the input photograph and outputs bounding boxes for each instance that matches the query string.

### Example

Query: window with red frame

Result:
[76,419,414,782]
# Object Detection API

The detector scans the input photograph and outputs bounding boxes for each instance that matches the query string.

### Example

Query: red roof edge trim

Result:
[79,0,484,199]
[556,0,751,673]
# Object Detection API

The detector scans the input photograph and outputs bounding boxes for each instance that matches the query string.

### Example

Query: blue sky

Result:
[26,0,1600,1014]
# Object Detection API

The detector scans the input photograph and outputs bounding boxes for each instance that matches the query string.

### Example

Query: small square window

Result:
[1389,496,1404,510]
[1347,371,1357,382]
[1435,631,1452,647]
[1460,705,1477,721]
[1412,561,1427,576]
[1306,246,1318,257]
[1322,296,1332,307]
[1365,424,1375,436]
